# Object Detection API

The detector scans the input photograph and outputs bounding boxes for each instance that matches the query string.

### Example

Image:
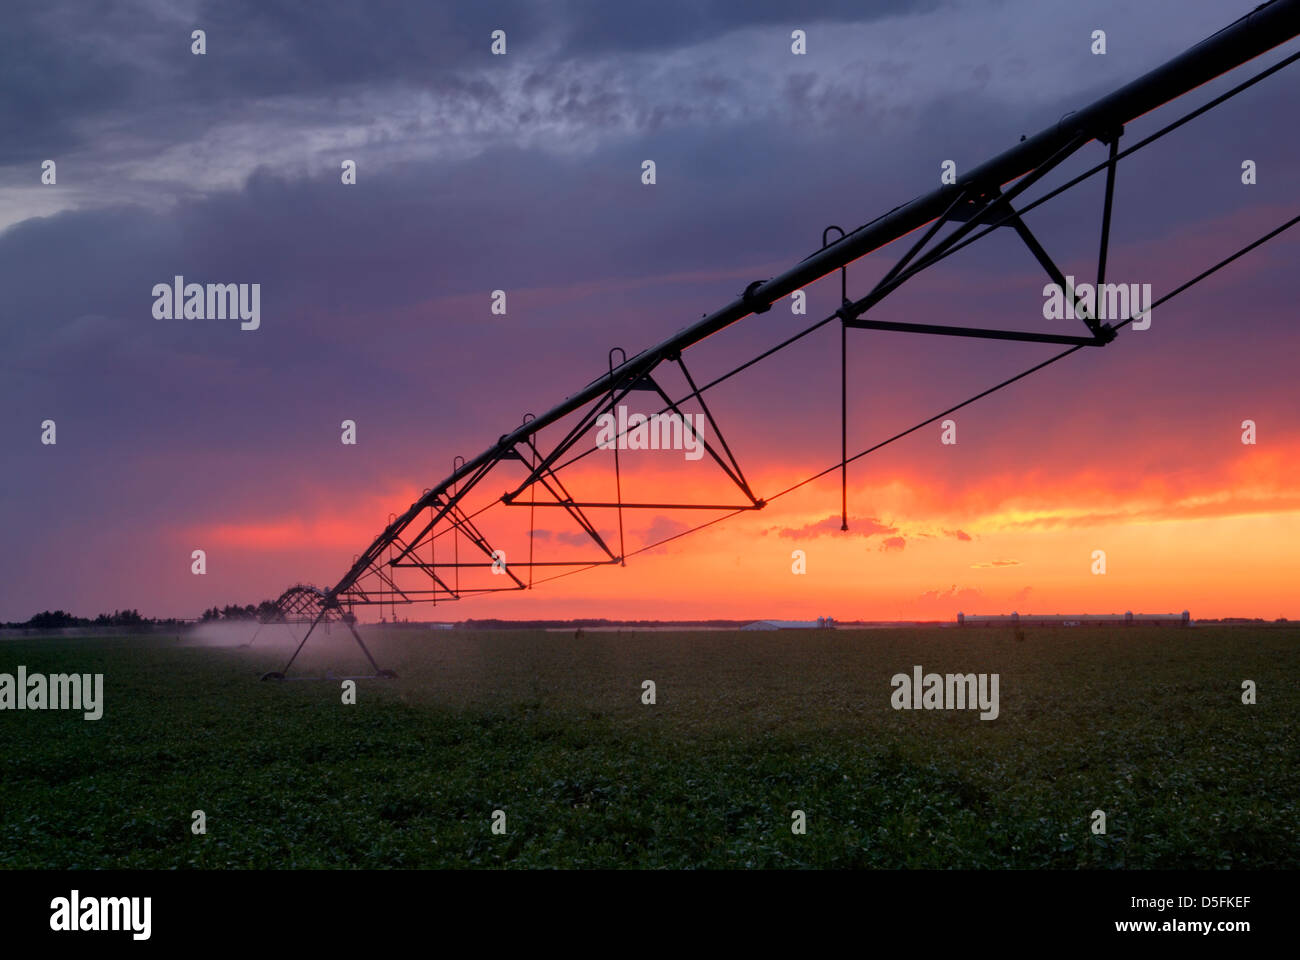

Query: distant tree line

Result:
[5,609,181,629]
[6,600,281,629]
[199,601,280,623]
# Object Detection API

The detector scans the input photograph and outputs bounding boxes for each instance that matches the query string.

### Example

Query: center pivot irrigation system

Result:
[256,0,1300,679]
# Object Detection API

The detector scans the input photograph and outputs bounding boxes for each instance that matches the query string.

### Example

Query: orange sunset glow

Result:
[174,417,1300,621]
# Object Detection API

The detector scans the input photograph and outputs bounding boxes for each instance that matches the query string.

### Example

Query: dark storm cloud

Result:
[0,0,531,164]
[0,3,137,163]
[555,0,943,55]
[0,0,940,163]
[199,0,941,76]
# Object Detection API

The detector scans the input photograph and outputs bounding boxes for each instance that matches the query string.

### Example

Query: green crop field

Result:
[1,625,1296,869]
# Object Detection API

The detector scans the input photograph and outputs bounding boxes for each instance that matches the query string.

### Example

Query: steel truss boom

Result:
[262,0,1300,678]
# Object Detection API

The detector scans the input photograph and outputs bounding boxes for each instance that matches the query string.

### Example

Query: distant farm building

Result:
[957,611,1191,627]
[742,617,837,630]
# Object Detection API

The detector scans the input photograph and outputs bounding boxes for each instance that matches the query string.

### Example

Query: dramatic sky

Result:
[3,0,1298,622]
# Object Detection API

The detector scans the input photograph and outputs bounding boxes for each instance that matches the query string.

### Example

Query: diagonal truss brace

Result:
[841,129,1122,346]
[501,356,763,512]
[835,126,1129,526]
